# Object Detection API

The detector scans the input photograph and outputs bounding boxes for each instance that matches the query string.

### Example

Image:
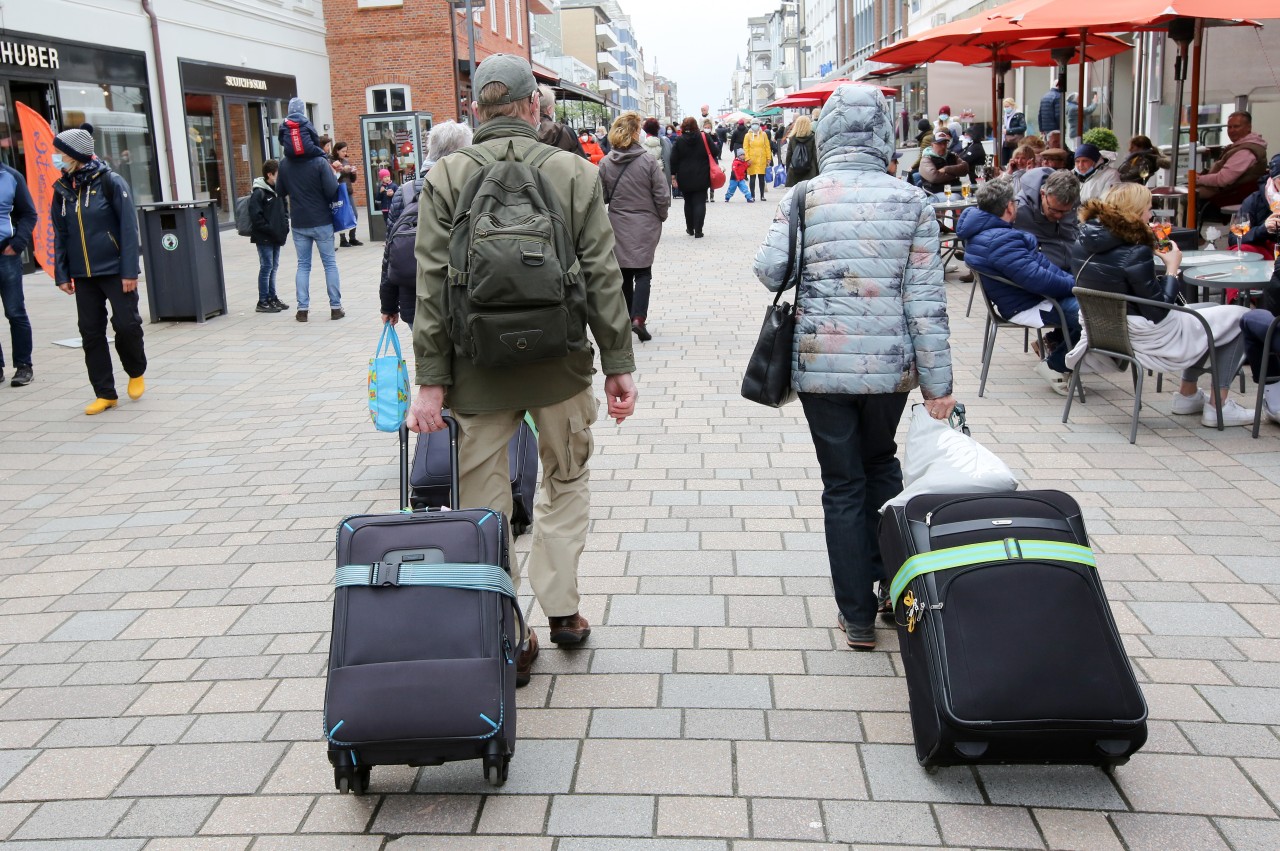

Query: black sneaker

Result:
[348,238,364,246]
[339,237,350,247]
[296,310,308,322]
[270,297,291,310]
[256,300,281,313]
[12,365,33,387]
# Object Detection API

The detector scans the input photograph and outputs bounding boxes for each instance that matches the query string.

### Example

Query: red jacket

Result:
[580,137,605,165]
[731,157,749,181]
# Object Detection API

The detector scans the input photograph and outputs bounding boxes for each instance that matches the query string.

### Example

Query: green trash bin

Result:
[137,201,228,323]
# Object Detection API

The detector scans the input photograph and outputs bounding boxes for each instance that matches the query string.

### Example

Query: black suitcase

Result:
[324,420,522,793]
[410,411,538,536]
[878,490,1147,770]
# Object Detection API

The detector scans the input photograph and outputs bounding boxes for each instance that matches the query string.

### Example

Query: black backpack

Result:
[383,178,425,290]
[445,142,586,368]
[790,137,812,173]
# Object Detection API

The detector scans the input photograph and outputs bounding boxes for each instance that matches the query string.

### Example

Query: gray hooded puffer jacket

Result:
[752,84,953,398]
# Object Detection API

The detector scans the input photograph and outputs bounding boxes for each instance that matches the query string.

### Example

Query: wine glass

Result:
[1229,212,1250,272]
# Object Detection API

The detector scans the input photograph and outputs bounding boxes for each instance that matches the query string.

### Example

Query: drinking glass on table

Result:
[961,182,971,199]
[1152,215,1172,251]
[1229,212,1251,272]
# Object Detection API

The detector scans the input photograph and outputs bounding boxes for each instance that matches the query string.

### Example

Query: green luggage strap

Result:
[890,539,1096,609]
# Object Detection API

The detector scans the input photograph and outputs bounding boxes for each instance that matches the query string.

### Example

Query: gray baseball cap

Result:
[474,54,537,104]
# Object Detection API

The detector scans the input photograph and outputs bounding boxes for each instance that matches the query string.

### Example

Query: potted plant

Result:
[1082,127,1119,153]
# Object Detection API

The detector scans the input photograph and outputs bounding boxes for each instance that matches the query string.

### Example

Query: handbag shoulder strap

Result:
[776,180,809,304]
[604,155,638,205]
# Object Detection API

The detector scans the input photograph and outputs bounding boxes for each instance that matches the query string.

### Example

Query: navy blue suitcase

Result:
[324,420,522,792]
[410,411,537,536]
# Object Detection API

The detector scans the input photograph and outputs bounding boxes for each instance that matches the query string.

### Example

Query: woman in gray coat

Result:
[753,84,955,651]
[599,111,670,342]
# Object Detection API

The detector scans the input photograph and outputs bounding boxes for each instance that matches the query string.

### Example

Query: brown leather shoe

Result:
[547,613,591,645]
[515,630,539,687]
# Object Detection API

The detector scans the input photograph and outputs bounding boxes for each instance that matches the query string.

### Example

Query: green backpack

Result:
[446,141,587,368]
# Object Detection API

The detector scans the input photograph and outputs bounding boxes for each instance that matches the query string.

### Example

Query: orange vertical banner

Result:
[15,102,60,278]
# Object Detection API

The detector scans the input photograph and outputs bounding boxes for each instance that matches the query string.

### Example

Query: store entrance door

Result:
[225,98,268,228]
[9,80,58,176]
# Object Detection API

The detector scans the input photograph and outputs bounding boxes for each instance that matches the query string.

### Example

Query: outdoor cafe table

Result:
[1182,259,1274,304]
[932,195,976,269]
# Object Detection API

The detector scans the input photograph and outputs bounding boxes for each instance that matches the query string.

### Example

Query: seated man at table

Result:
[919,130,968,194]
[1039,148,1071,170]
[1014,168,1081,271]
[1228,154,1280,258]
[1074,143,1123,204]
[957,176,1080,394]
[1198,111,1269,214]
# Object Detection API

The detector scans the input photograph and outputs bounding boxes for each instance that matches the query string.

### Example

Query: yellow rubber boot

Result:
[127,376,145,400]
[85,398,118,416]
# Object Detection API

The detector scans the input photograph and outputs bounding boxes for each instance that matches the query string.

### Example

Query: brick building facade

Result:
[322,0,550,211]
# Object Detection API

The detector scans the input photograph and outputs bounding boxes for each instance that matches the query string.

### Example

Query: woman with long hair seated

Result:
[1066,183,1254,427]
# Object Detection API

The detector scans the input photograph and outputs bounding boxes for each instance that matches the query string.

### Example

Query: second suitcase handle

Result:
[400,417,460,512]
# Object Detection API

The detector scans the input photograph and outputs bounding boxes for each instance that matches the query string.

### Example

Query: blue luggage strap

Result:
[334,561,527,645]
[890,539,1096,609]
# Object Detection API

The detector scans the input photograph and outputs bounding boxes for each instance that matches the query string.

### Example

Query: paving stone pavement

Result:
[0,187,1278,849]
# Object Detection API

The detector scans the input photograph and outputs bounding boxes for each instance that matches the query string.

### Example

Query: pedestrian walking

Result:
[0,158,37,387]
[376,168,396,230]
[599,111,670,343]
[670,116,712,238]
[702,119,722,203]
[752,84,955,650]
[724,148,754,202]
[248,158,290,314]
[642,118,672,188]
[579,130,605,165]
[784,115,818,186]
[278,133,343,321]
[331,141,362,247]
[743,121,773,201]
[406,53,638,686]
[50,124,149,415]
[730,119,747,155]
[536,86,588,158]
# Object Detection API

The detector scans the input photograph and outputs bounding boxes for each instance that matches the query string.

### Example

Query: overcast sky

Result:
[622,0,787,117]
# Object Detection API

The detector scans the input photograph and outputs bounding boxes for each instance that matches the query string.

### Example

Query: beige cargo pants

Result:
[453,385,598,618]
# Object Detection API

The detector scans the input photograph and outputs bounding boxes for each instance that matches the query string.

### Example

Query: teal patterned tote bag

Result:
[368,324,409,432]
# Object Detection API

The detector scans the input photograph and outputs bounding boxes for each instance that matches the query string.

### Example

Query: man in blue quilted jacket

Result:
[957,175,1080,394]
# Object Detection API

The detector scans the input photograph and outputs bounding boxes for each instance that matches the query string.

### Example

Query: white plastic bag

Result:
[881,405,1019,511]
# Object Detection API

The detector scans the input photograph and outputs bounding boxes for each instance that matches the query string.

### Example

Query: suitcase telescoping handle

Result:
[399,417,460,512]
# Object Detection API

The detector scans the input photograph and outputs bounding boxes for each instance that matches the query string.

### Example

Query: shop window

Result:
[515,0,523,46]
[367,85,410,113]
[58,81,157,204]
[505,0,512,39]
[357,0,403,7]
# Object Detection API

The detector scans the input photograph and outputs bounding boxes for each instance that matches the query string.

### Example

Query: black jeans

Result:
[750,174,768,199]
[799,391,909,629]
[74,275,147,400]
[621,267,652,321]
[683,194,707,235]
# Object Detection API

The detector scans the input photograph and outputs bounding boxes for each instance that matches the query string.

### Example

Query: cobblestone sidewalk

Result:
[0,191,1277,849]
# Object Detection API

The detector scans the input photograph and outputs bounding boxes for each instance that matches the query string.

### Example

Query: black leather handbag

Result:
[742,181,807,407]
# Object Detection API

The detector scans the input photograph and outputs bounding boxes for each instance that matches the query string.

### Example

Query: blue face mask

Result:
[52,153,66,171]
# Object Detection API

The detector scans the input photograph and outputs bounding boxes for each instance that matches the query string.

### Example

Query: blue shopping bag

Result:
[773,164,787,187]
[332,183,358,232]
[368,324,409,432]
[764,164,774,184]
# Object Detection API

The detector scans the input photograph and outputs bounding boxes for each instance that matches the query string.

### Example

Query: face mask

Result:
[939,114,950,122]
[1004,107,1013,115]
[751,124,760,132]
[960,135,972,146]
[52,154,66,171]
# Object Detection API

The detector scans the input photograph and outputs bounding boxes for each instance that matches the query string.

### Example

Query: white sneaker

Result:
[1034,360,1071,396]
[1266,400,1280,426]
[1201,398,1255,428]
[1171,388,1208,415]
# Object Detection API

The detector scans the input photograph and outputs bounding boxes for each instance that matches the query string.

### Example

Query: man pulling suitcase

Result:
[407,54,638,686]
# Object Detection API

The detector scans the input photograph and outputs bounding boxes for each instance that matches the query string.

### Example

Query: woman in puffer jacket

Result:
[752,84,955,652]
[1066,183,1254,427]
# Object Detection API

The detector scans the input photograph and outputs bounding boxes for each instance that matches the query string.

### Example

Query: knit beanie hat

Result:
[54,123,95,163]
[378,168,391,179]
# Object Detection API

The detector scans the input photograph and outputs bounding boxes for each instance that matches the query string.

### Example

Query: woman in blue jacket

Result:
[50,124,147,415]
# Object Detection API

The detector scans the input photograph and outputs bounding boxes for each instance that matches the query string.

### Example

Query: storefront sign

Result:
[179,60,297,100]
[0,40,59,69]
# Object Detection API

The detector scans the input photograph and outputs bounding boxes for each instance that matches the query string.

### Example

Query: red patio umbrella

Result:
[764,94,825,110]
[982,0,1267,225]
[787,79,899,103]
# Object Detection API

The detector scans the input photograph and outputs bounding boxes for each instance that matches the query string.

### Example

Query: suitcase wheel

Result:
[335,766,371,795]
[483,739,510,787]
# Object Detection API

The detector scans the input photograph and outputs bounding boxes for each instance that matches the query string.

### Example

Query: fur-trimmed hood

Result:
[1077,199,1155,254]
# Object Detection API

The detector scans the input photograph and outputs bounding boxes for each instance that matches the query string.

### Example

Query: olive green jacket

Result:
[413,118,635,414]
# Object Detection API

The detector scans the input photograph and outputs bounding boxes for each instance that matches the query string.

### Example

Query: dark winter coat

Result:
[670,132,712,194]
[784,134,818,186]
[51,161,139,284]
[730,124,747,153]
[248,178,289,246]
[276,154,340,229]
[956,206,1075,318]
[957,137,987,181]
[1038,89,1062,134]
[1232,180,1278,249]
[1115,148,1170,185]
[598,145,669,268]
[538,117,587,158]
[1070,199,1178,323]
